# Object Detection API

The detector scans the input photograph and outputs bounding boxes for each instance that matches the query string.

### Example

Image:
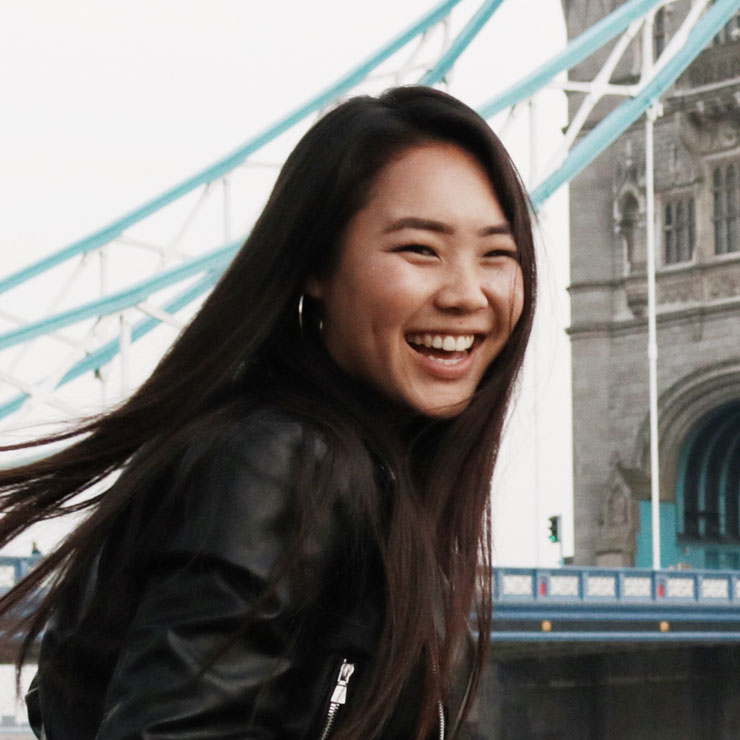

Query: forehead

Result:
[360,142,507,227]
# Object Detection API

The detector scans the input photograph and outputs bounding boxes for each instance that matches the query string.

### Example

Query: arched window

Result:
[619,193,641,269]
[664,203,674,263]
[675,201,685,261]
[728,165,738,250]
[678,401,740,542]
[654,8,667,57]
[714,167,725,253]
[714,163,740,254]
[663,196,695,264]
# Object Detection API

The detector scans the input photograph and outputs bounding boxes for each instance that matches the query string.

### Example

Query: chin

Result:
[413,396,472,419]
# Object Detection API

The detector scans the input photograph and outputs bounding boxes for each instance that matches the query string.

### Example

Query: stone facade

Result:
[564,1,740,565]
[481,645,740,740]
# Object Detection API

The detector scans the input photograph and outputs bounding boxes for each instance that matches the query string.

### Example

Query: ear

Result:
[305,276,325,300]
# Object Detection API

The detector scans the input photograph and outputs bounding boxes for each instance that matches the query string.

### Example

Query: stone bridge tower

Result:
[565,0,740,567]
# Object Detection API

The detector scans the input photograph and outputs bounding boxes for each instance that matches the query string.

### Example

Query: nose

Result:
[433,260,488,314]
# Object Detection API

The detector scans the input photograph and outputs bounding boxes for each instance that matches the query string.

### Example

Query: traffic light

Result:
[548,515,560,543]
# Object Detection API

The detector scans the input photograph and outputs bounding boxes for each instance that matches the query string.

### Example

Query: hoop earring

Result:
[298,293,324,335]
[297,293,305,333]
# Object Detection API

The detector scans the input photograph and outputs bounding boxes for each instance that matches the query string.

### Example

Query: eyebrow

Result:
[382,216,513,238]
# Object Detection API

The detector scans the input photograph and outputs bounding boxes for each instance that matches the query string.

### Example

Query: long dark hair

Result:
[0,86,535,739]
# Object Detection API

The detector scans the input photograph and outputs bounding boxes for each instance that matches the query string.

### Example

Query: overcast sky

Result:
[0,0,573,566]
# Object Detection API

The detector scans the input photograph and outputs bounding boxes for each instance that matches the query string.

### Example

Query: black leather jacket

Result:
[26,410,474,739]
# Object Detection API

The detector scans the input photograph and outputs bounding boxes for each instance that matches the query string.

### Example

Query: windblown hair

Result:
[0,86,535,739]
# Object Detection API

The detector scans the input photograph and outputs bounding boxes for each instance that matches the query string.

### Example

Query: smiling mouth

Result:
[406,333,480,366]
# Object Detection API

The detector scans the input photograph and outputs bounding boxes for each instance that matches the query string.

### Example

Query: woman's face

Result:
[307,142,525,418]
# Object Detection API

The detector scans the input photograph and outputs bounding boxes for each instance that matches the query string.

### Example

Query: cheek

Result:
[487,266,525,331]
[361,265,427,324]
[327,266,411,350]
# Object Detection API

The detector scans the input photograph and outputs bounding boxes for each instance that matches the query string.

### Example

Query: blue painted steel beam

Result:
[420,0,505,85]
[494,608,740,622]
[490,631,740,642]
[698,412,738,535]
[58,272,219,385]
[718,432,740,536]
[477,0,663,119]
[0,0,464,297]
[531,0,740,209]
[0,243,238,352]
[676,411,708,535]
[0,271,220,420]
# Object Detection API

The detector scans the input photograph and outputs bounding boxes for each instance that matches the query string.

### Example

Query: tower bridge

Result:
[2,1,740,737]
[1,559,739,735]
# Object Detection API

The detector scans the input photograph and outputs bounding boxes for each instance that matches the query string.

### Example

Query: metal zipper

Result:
[317,658,355,740]
[431,652,445,740]
[437,699,445,740]
[316,656,444,740]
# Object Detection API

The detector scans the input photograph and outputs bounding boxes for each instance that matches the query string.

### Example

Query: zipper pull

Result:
[318,659,356,740]
[330,659,355,705]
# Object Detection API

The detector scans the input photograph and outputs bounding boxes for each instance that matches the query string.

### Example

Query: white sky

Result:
[0,0,573,566]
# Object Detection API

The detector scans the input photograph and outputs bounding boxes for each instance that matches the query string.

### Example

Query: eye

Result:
[483,248,520,262]
[393,244,438,257]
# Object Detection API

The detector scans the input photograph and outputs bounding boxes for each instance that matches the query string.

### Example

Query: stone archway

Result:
[631,364,740,568]
[632,361,740,502]
[676,401,740,540]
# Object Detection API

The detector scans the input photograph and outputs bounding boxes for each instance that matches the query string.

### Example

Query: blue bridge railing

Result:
[492,566,740,643]
[1,559,739,643]
[0,556,41,591]
[494,565,740,605]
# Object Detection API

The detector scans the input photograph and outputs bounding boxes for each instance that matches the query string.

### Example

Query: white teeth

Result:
[430,355,464,366]
[407,334,475,351]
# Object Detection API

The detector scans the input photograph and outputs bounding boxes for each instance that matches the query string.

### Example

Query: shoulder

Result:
[126,400,379,575]
[178,405,324,475]
[158,405,327,563]
[169,404,329,508]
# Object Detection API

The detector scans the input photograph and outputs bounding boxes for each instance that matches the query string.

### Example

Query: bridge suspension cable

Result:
[1,0,738,430]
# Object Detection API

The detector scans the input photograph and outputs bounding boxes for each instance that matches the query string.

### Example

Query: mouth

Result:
[405,333,481,366]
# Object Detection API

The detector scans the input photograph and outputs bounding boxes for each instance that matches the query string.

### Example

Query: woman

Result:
[0,85,535,739]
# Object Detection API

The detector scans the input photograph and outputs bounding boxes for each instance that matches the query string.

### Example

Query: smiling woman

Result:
[308,143,524,418]
[0,87,535,740]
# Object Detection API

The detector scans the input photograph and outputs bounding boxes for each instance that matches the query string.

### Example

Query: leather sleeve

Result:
[94,412,337,740]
